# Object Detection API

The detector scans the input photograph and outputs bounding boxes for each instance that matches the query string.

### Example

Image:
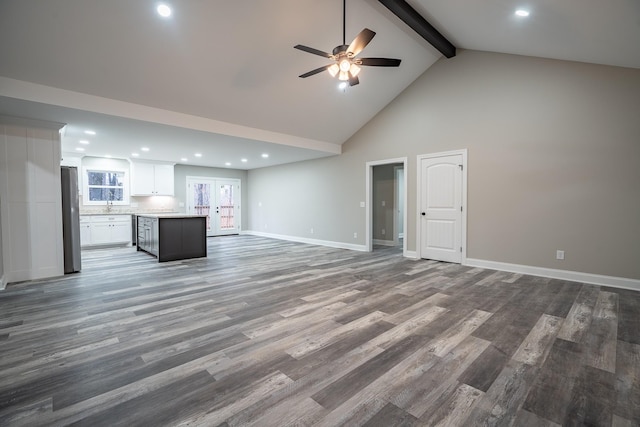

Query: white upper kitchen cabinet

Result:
[130,161,175,196]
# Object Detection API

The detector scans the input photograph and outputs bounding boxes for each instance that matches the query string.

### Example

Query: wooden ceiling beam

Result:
[378,0,456,58]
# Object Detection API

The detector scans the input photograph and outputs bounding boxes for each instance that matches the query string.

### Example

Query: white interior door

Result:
[187,177,241,236]
[420,154,463,263]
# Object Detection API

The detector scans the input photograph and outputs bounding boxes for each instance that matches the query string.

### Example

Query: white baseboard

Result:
[404,250,418,260]
[243,230,368,252]
[465,258,640,292]
[373,239,396,247]
[239,233,639,292]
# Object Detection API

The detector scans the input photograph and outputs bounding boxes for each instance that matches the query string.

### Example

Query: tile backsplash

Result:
[79,195,179,214]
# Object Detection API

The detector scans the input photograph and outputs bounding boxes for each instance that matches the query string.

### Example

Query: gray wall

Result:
[0,196,3,286]
[248,50,640,280]
[174,164,248,231]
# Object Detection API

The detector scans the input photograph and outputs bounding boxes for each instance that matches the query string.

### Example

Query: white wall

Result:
[0,117,64,284]
[248,50,640,281]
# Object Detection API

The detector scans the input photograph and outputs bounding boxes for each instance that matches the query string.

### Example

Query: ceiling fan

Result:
[294,0,401,87]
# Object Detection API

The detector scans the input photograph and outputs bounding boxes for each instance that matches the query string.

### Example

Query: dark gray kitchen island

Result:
[136,214,207,262]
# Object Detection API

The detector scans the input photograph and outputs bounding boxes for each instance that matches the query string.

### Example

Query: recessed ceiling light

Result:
[131,152,139,157]
[75,147,85,152]
[84,130,96,135]
[79,140,90,145]
[157,4,172,17]
[515,9,530,17]
[181,157,188,162]
[261,153,269,158]
[225,162,231,166]
[194,153,202,157]
[241,158,248,163]
[141,147,150,152]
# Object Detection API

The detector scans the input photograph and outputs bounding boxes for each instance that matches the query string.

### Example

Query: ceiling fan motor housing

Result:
[332,45,349,57]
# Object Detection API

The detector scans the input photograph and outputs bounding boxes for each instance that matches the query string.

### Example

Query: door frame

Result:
[394,165,404,245]
[365,157,408,255]
[416,149,468,263]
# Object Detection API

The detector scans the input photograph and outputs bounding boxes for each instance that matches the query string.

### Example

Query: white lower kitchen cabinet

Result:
[80,216,92,246]
[80,215,132,247]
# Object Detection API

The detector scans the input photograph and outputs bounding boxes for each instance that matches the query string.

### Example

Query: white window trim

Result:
[82,167,130,206]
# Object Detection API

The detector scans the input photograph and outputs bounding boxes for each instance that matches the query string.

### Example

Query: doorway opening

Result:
[366,158,407,255]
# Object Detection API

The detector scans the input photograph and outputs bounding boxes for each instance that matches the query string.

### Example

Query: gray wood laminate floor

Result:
[1,235,639,426]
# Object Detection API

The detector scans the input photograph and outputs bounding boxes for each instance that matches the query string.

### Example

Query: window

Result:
[83,168,130,205]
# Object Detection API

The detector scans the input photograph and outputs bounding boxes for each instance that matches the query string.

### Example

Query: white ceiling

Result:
[0,0,638,169]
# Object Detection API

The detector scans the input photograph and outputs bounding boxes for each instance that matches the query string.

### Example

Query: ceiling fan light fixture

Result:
[349,63,361,77]
[339,59,351,72]
[338,70,349,81]
[328,63,340,77]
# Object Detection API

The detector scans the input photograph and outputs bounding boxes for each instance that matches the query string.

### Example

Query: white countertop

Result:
[136,214,206,219]
[80,212,179,216]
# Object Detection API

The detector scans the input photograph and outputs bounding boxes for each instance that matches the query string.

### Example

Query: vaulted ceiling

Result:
[1,0,638,169]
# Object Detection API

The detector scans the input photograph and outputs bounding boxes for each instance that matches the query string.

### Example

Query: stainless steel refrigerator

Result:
[61,166,82,273]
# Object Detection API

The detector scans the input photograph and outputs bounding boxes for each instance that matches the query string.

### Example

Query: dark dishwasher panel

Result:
[131,214,137,246]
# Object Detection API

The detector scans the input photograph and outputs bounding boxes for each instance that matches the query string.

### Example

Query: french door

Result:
[186,177,241,236]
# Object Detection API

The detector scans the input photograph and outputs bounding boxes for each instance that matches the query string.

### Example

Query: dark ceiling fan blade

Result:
[358,57,402,67]
[299,64,332,78]
[348,74,360,87]
[294,44,332,58]
[347,28,376,56]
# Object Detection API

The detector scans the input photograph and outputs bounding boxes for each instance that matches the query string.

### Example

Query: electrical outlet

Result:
[381,229,385,235]
[381,200,386,207]
[360,201,365,208]
[310,228,314,234]
[556,250,565,260]
[353,232,357,238]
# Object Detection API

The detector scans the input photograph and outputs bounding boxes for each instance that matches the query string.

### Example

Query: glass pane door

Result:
[192,182,212,235]
[218,183,235,231]
[214,180,239,235]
